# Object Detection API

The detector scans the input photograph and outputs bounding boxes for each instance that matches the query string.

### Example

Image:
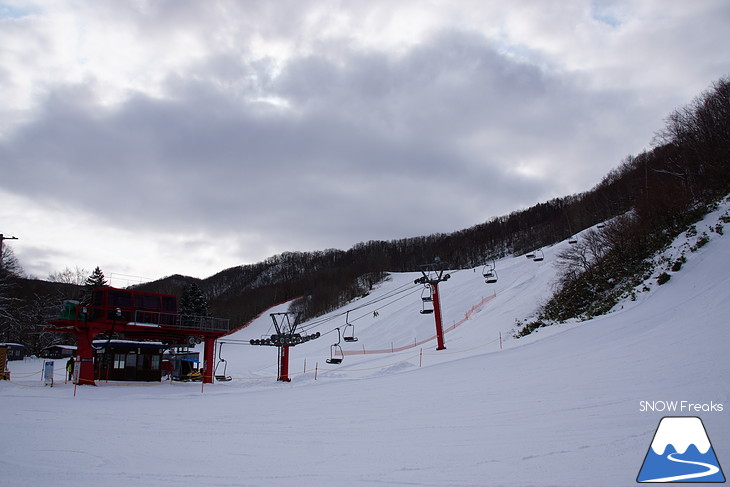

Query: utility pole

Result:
[414,258,451,351]
[0,234,19,273]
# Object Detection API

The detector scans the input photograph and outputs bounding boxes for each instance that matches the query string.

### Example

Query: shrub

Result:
[691,233,710,251]
[657,272,671,285]
[514,320,548,338]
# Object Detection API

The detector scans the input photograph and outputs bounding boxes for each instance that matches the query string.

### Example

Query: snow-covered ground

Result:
[3,200,729,487]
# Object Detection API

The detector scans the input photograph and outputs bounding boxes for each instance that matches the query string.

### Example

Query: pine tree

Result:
[179,283,210,317]
[81,266,108,304]
[85,266,108,288]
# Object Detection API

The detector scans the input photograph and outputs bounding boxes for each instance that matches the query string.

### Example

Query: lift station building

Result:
[45,286,232,385]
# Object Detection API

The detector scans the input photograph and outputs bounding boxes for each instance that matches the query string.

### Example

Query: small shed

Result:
[93,340,165,382]
[41,345,77,359]
[0,343,26,361]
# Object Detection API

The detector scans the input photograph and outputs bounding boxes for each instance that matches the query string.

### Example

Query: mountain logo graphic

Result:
[637,416,725,483]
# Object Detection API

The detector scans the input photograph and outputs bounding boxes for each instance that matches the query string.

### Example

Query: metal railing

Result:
[45,301,231,334]
[133,310,231,333]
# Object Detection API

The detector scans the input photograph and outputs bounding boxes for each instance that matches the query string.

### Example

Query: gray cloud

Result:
[2,1,729,278]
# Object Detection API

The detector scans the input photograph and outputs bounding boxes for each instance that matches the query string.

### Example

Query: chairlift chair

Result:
[343,324,358,342]
[482,260,495,279]
[327,344,343,364]
[421,284,433,302]
[568,237,578,244]
[342,311,358,342]
[420,285,434,314]
[214,359,232,381]
[525,252,536,259]
[214,342,232,381]
[326,328,344,364]
[482,260,498,283]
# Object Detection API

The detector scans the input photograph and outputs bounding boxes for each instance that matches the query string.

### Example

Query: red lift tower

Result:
[414,258,451,351]
[249,312,320,382]
[45,286,232,385]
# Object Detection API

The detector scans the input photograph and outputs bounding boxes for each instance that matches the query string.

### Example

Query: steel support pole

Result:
[278,345,291,382]
[75,329,97,385]
[202,338,215,384]
[432,281,446,350]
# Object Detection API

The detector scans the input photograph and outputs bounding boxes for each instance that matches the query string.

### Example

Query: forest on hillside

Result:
[1,77,728,352]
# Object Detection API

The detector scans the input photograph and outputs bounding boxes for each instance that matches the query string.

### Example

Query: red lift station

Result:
[45,286,232,385]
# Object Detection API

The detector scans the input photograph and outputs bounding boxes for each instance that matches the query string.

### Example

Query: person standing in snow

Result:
[66,357,74,382]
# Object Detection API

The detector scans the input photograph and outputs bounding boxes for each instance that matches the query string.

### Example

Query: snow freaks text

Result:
[639,401,724,413]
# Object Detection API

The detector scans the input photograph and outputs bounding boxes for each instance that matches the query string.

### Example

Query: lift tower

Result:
[414,258,451,351]
[249,312,320,382]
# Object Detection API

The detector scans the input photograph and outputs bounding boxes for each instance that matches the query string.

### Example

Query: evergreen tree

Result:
[81,266,108,304]
[85,266,108,288]
[179,283,210,316]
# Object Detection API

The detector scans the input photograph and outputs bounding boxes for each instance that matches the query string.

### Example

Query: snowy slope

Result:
[2,199,729,487]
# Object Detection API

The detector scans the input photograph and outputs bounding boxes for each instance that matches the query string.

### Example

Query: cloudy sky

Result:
[1,0,728,283]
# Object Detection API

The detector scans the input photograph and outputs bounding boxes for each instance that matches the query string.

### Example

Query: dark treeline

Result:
[3,78,727,349]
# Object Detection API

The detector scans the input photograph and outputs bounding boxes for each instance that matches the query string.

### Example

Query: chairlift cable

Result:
[297,284,413,328]
[297,285,422,336]
[296,282,421,331]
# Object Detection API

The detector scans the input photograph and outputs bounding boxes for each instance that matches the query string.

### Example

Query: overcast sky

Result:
[1,0,729,284]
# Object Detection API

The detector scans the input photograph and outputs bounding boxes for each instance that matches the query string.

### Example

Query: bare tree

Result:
[48,266,89,286]
[0,245,24,278]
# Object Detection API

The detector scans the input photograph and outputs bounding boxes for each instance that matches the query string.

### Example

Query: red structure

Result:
[430,281,446,350]
[278,345,291,382]
[46,286,231,385]
[415,258,451,351]
[249,312,320,382]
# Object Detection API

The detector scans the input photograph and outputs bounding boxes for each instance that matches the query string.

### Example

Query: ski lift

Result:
[482,260,498,284]
[326,328,344,364]
[420,284,434,314]
[342,311,358,342]
[421,284,433,302]
[568,236,578,244]
[532,249,545,262]
[214,342,232,382]
[481,260,495,278]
